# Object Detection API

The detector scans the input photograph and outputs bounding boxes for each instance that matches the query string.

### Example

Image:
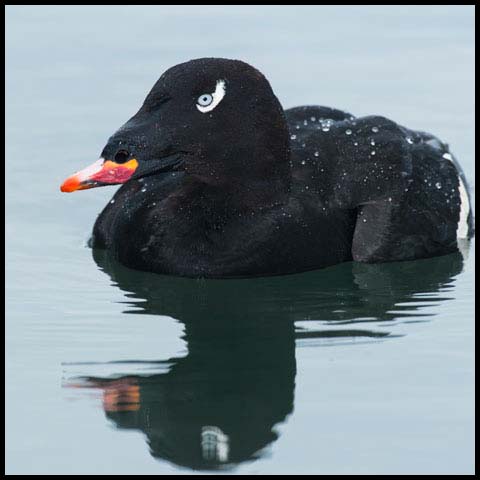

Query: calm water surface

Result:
[6,6,475,475]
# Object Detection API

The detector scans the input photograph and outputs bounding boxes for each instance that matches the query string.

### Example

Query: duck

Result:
[60,58,474,278]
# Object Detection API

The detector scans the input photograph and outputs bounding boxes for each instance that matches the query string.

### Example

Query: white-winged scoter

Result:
[61,58,474,278]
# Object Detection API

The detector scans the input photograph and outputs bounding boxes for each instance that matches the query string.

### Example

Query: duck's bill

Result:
[60,158,138,193]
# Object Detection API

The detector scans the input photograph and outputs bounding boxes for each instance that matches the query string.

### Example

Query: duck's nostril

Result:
[114,150,130,164]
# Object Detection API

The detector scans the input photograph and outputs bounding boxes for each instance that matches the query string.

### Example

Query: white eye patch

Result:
[196,80,226,113]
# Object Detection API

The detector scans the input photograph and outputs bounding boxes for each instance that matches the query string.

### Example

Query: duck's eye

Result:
[114,150,130,164]
[196,80,226,113]
[197,93,213,107]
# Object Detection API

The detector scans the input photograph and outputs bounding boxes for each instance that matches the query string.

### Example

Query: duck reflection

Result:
[69,249,466,471]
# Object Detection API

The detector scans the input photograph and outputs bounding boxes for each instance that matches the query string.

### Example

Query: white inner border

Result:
[456,175,470,239]
[442,153,471,239]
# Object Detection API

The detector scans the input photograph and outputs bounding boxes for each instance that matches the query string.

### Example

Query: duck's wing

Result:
[289,113,412,204]
[288,112,473,262]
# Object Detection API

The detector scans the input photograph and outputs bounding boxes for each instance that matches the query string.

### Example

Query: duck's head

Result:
[60,58,290,193]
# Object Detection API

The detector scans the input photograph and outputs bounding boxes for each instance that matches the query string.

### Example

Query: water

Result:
[5,5,475,475]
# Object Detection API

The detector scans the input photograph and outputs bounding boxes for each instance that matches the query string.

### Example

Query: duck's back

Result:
[285,105,474,262]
